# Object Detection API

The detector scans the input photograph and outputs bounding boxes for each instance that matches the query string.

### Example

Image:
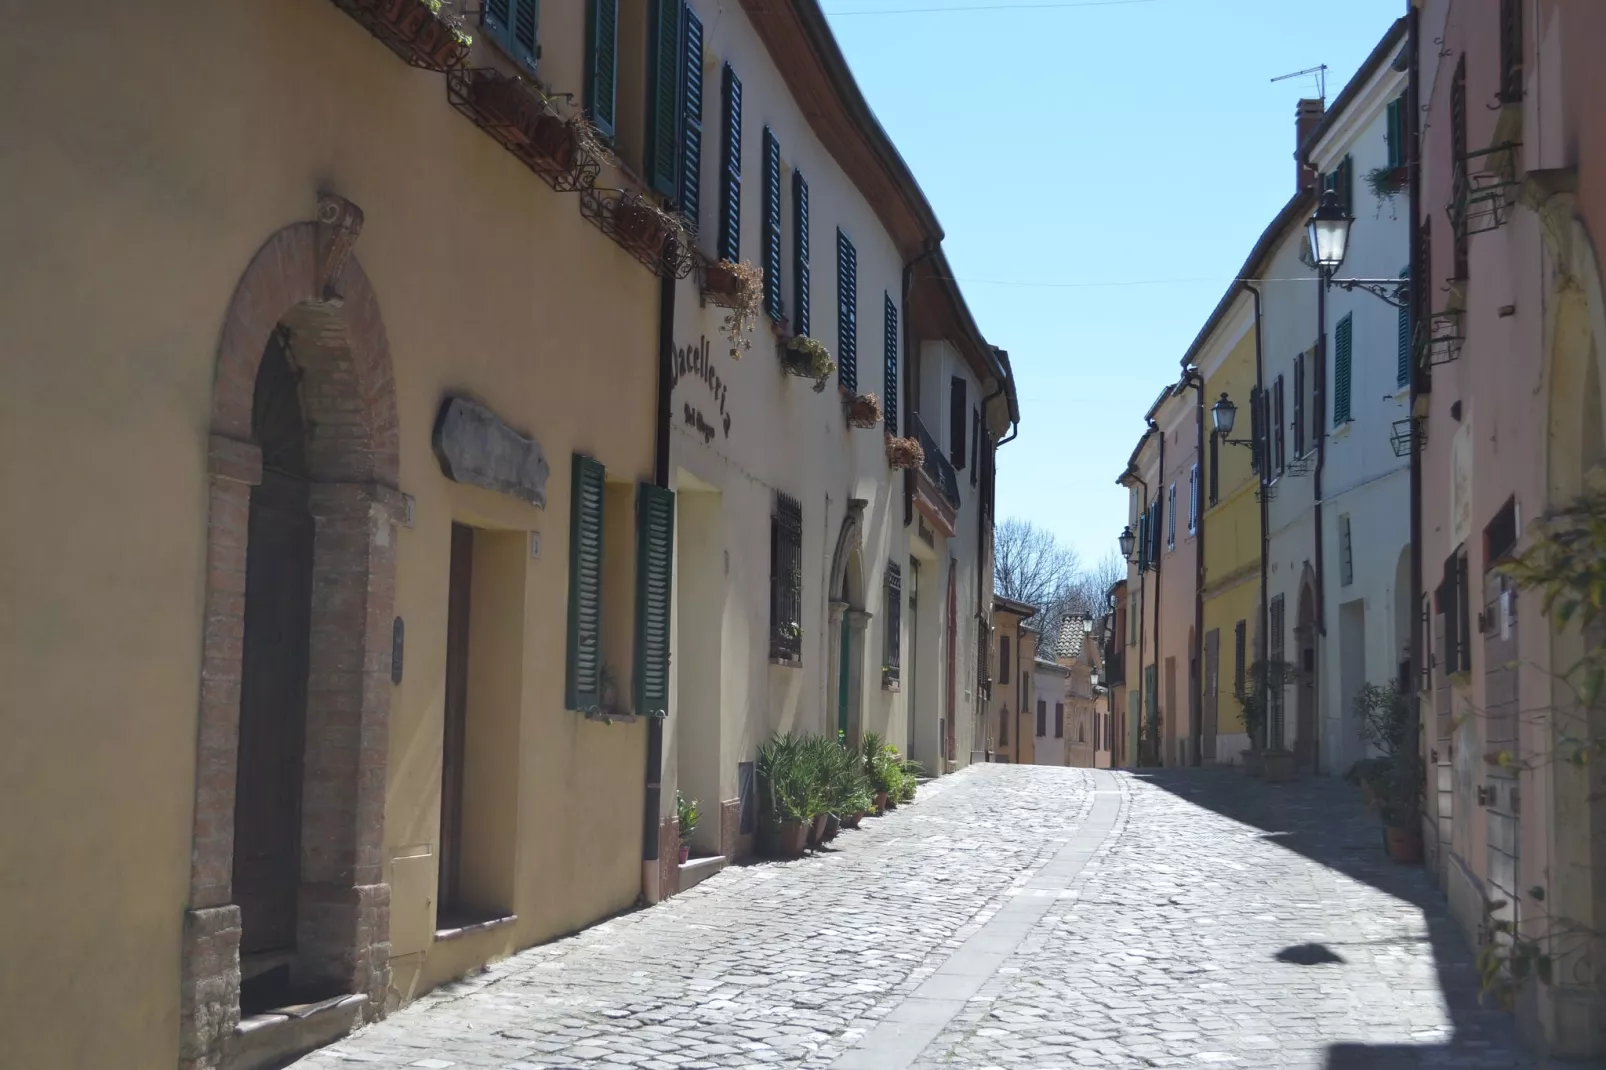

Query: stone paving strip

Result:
[297,765,1548,1070]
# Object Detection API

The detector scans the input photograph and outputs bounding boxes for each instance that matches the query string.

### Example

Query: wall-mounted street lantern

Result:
[1307,189,1407,308]
[1210,393,1258,449]
[1118,525,1136,560]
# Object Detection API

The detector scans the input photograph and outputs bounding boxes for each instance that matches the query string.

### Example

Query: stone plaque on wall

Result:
[432,395,550,508]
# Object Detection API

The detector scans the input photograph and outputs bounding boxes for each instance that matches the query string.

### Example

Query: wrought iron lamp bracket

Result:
[1328,277,1410,308]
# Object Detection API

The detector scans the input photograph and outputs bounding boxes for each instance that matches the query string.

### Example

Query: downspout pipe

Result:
[1183,369,1206,766]
[1125,466,1149,770]
[1150,417,1165,766]
[1314,274,1329,638]
[1404,3,1425,816]
[1246,282,1270,750]
[642,259,676,893]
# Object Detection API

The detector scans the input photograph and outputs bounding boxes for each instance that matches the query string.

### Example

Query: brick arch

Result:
[180,205,402,1070]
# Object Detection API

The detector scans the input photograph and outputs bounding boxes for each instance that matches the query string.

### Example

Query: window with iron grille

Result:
[884,562,902,682]
[769,493,803,662]
[836,229,857,390]
[1499,0,1523,104]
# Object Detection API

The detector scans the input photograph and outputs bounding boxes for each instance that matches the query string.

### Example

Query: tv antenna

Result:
[1271,63,1328,103]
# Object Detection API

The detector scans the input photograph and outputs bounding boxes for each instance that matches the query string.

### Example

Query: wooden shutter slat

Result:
[884,294,898,435]
[645,0,681,199]
[950,376,966,468]
[585,0,619,137]
[566,454,607,711]
[718,64,742,263]
[1293,352,1305,457]
[514,0,538,60]
[793,172,810,337]
[836,229,857,391]
[677,4,702,222]
[633,483,675,718]
[762,128,782,319]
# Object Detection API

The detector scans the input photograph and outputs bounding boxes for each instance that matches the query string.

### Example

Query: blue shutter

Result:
[836,229,857,391]
[677,5,703,227]
[717,64,742,263]
[1334,313,1354,424]
[645,0,681,199]
[761,128,782,320]
[1397,267,1411,388]
[566,454,606,711]
[584,0,617,136]
[633,483,675,718]
[792,172,810,336]
[884,294,899,435]
[486,0,539,72]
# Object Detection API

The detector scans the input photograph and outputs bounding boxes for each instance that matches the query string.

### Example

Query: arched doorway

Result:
[1295,570,1319,772]
[180,199,402,1068]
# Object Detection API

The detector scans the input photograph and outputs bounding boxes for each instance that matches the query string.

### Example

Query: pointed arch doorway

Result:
[828,503,869,745]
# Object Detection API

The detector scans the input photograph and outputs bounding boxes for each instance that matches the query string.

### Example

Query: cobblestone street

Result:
[297,766,1539,1070]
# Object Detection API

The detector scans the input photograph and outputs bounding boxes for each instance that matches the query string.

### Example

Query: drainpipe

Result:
[1127,466,1148,770]
[1183,369,1206,766]
[977,368,1008,763]
[1247,283,1270,750]
[1314,274,1329,640]
[642,261,676,894]
[1404,3,1425,815]
[1151,418,1164,766]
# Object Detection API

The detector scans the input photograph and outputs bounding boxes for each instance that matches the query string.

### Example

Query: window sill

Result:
[882,677,901,693]
[1331,422,1355,441]
[583,709,641,725]
[434,913,518,943]
[770,655,802,668]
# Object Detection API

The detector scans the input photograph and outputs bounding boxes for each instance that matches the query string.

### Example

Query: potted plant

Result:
[886,435,924,470]
[702,260,763,359]
[845,393,882,429]
[354,0,473,70]
[1366,165,1409,204]
[1237,658,1297,778]
[782,336,836,393]
[757,733,812,858]
[675,790,699,865]
[1352,681,1422,862]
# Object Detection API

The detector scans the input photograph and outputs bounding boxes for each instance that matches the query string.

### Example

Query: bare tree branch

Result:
[993,518,1081,620]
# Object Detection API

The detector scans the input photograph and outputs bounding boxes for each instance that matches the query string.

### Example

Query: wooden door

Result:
[438,523,474,921]
[234,340,315,958]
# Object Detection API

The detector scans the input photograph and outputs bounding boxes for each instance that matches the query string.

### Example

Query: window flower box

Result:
[447,69,602,191]
[885,435,924,470]
[781,336,835,393]
[580,190,692,278]
[845,393,882,429]
[330,0,472,72]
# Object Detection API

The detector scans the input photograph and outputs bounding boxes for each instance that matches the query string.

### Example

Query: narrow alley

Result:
[295,765,1532,1070]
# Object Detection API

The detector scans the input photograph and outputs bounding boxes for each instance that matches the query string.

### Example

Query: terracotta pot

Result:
[614,201,665,251]
[845,398,880,429]
[703,259,741,295]
[841,812,862,830]
[873,792,888,814]
[678,844,690,865]
[886,438,924,470]
[884,793,899,810]
[470,78,541,144]
[1384,824,1423,864]
[823,813,841,842]
[1262,749,1297,783]
[809,812,829,846]
[411,15,468,68]
[778,820,808,859]
[380,0,432,35]
[528,113,576,170]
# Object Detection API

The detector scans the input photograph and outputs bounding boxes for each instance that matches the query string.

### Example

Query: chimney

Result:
[1295,98,1325,191]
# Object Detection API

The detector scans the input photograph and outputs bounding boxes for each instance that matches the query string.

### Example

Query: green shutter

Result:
[1397,267,1411,387]
[678,5,704,226]
[1334,313,1354,424]
[633,483,675,718]
[717,63,742,263]
[485,0,538,72]
[566,454,606,711]
[1386,98,1403,169]
[645,0,681,199]
[1341,154,1354,215]
[761,128,782,319]
[585,0,618,138]
[792,171,810,336]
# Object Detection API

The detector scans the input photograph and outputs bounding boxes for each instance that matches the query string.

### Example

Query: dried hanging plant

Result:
[716,261,765,359]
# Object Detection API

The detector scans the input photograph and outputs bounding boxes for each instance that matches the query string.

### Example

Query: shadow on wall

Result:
[1132,770,1568,1070]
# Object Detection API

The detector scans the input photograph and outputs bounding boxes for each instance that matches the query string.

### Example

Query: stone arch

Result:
[181,198,403,1070]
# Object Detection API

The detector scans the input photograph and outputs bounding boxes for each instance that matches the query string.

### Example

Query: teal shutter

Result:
[485,0,539,72]
[1397,267,1411,387]
[761,128,782,319]
[585,0,618,138]
[1340,154,1354,215]
[645,0,681,199]
[717,64,742,263]
[566,454,606,711]
[1334,313,1354,424]
[1386,98,1403,169]
[633,483,675,718]
[884,293,899,435]
[792,171,810,336]
[678,5,703,226]
[836,228,857,391]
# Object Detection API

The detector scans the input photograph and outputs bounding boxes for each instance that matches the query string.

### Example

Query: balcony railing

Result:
[912,412,960,509]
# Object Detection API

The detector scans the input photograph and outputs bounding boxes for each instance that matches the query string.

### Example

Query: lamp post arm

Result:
[1328,277,1409,309]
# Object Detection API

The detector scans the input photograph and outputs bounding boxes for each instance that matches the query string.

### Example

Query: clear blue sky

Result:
[825,0,1406,566]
